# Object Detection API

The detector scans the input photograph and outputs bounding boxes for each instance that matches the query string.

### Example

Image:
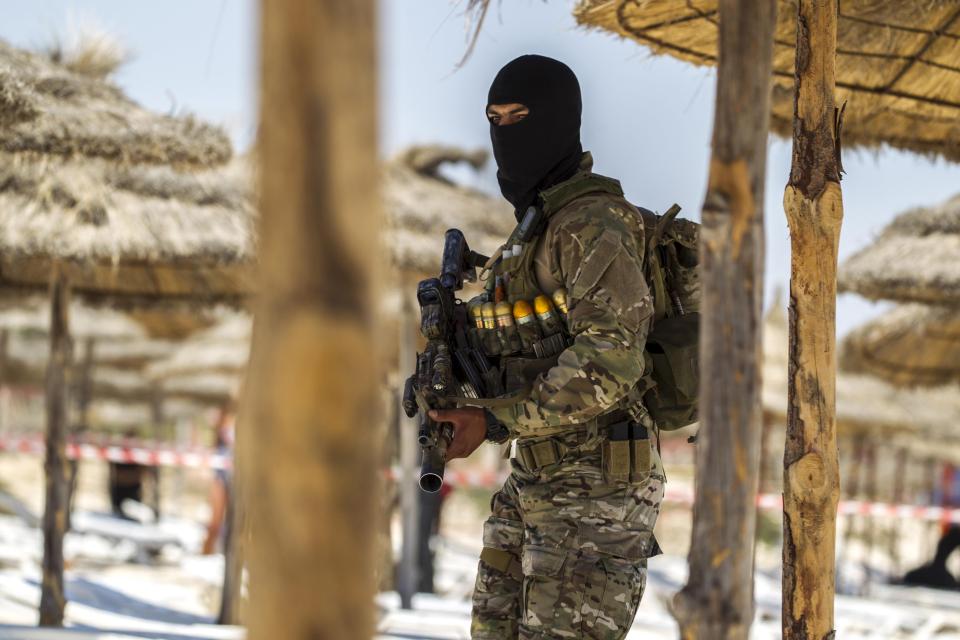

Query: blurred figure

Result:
[108,429,147,520]
[903,526,960,590]
[202,405,235,555]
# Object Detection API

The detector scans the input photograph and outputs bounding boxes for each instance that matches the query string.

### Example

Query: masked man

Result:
[430,55,665,639]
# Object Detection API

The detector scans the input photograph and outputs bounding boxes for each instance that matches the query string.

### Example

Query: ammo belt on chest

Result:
[515,411,647,472]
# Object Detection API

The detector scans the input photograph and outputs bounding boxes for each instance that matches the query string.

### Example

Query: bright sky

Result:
[4,1,960,337]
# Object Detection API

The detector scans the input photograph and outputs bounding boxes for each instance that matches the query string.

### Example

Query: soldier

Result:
[429,55,665,639]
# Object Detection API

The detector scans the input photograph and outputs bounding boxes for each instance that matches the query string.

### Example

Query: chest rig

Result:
[468,172,627,398]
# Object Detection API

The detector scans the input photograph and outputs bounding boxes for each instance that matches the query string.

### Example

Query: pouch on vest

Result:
[629,422,651,484]
[643,312,700,429]
[602,422,631,484]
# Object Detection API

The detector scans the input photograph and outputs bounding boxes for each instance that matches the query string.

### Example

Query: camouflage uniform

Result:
[472,153,665,639]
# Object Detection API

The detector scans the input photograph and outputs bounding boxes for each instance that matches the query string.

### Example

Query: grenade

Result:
[481,302,496,330]
[468,301,484,329]
[494,302,515,328]
[551,287,569,315]
[534,295,563,336]
[512,299,537,326]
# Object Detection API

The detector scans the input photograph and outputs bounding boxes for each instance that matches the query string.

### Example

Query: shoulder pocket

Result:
[570,228,622,301]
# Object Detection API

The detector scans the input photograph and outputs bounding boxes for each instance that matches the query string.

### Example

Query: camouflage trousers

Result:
[471,428,665,639]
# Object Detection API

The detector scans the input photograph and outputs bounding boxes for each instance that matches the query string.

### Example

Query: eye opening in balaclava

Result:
[487,55,582,217]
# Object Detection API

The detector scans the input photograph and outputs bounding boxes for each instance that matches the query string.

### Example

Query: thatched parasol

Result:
[839,192,960,306]
[840,303,960,387]
[145,313,250,381]
[575,0,960,161]
[0,39,230,166]
[0,154,255,307]
[0,38,251,625]
[383,145,514,275]
[763,302,960,446]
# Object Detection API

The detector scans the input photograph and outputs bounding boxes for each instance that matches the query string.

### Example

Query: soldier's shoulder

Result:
[547,188,644,241]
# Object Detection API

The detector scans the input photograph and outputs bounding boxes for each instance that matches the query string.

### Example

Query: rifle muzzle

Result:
[418,443,446,493]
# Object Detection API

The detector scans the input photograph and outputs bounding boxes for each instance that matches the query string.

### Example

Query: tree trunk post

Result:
[888,447,907,574]
[244,1,380,638]
[397,296,420,608]
[67,337,95,530]
[149,385,164,520]
[671,1,776,638]
[39,265,72,627]
[782,1,844,637]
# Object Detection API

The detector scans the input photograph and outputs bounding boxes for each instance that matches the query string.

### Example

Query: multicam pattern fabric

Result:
[471,430,665,639]
[489,164,653,435]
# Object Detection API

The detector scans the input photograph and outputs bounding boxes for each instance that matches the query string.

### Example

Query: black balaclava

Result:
[487,55,583,217]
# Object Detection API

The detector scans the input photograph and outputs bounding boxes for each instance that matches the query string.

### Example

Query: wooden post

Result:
[888,447,908,575]
[671,1,776,638]
[149,385,164,520]
[397,297,420,607]
[782,1,843,637]
[217,471,243,625]
[842,436,864,550]
[862,441,878,590]
[67,337,95,530]
[245,0,380,638]
[39,265,72,627]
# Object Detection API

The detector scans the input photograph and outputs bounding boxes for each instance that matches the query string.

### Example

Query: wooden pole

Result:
[149,385,164,520]
[397,297,419,608]
[217,470,243,625]
[67,337,95,530]
[39,265,72,627]
[245,1,380,637]
[888,447,907,575]
[671,1,776,637]
[782,1,843,637]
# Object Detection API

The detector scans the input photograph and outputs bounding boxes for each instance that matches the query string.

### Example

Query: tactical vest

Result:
[468,169,701,432]
[469,171,653,424]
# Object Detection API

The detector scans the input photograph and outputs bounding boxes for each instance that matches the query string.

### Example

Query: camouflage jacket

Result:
[489,153,653,437]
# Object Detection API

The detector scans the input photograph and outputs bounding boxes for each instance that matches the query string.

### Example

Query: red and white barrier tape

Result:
[0,434,230,470]
[5,436,958,523]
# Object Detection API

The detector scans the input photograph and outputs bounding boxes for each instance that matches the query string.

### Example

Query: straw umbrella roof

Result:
[838,192,960,306]
[384,145,515,274]
[841,303,960,387]
[87,398,214,431]
[0,154,256,307]
[763,300,960,447]
[145,313,251,381]
[575,1,960,161]
[0,38,231,166]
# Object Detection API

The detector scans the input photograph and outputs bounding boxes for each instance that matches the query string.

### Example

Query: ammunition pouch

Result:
[601,420,651,485]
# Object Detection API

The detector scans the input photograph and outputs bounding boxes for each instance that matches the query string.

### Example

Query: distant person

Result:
[902,526,960,590]
[202,405,235,555]
[108,429,147,519]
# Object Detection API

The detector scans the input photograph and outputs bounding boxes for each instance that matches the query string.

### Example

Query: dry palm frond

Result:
[46,22,130,79]
[457,0,495,68]
[0,68,38,127]
[575,0,960,163]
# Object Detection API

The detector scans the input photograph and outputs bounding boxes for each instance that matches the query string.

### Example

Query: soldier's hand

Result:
[429,407,487,460]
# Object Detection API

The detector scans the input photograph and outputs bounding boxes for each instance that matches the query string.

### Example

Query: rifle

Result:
[402,229,489,492]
